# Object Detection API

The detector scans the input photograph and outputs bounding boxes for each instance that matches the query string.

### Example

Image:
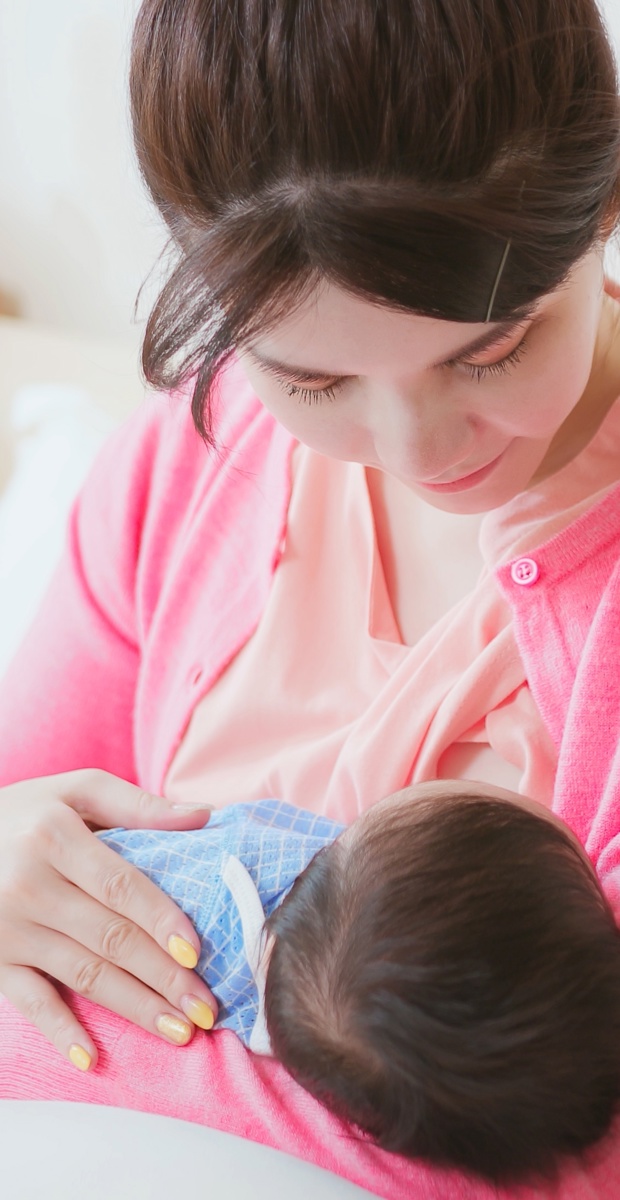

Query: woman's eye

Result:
[268,334,529,401]
[460,337,529,382]
[277,378,344,404]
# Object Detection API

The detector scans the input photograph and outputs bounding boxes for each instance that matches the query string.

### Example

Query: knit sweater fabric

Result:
[99,799,343,1052]
[2,360,620,1198]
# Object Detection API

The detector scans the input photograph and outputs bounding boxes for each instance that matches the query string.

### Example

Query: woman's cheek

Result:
[238,369,354,456]
[482,350,590,441]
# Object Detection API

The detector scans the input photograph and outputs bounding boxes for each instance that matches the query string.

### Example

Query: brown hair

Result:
[130,0,620,441]
[264,790,620,1183]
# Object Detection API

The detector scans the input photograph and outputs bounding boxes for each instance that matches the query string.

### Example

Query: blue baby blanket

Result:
[100,799,344,1052]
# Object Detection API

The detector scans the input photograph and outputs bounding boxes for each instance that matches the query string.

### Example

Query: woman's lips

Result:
[418,448,509,494]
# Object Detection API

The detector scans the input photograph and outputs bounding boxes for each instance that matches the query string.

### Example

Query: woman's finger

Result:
[46,804,206,970]
[55,768,212,832]
[0,772,217,1061]
[32,876,218,1024]
[0,963,99,1071]
[8,928,198,1050]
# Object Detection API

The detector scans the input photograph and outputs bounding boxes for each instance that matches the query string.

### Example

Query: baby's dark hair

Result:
[264,787,620,1184]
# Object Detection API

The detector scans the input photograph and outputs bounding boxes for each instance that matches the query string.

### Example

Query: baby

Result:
[100,780,620,1185]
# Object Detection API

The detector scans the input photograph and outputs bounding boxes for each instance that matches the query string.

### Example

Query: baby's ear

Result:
[259,929,277,968]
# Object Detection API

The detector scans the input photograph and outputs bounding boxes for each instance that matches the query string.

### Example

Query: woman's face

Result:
[239,249,610,514]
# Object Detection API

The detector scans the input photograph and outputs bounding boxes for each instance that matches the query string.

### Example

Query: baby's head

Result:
[264,782,620,1184]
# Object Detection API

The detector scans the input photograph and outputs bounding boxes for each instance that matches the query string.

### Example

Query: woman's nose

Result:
[373,388,477,482]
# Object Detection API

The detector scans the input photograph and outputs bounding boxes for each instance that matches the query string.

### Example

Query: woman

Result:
[1,0,620,1194]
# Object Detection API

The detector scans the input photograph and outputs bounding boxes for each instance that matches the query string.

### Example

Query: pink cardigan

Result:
[2,360,620,1198]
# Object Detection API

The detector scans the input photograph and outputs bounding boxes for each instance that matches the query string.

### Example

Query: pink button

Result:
[510,558,539,586]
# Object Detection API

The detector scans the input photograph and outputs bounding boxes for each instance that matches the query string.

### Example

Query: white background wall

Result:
[0,0,164,347]
[602,0,620,52]
[0,0,618,346]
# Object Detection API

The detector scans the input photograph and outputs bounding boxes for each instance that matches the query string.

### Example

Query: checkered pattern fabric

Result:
[99,799,344,1048]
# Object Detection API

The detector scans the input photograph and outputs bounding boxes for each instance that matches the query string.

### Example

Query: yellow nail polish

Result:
[168,934,199,969]
[69,1044,92,1072]
[182,996,216,1030]
[156,1014,192,1045]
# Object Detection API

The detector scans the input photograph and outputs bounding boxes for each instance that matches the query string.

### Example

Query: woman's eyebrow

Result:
[246,351,342,383]
[247,307,539,381]
[435,308,538,366]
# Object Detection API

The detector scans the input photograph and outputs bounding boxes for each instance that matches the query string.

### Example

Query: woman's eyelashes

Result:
[272,372,345,404]
[458,336,530,382]
[270,334,530,404]
[283,382,344,404]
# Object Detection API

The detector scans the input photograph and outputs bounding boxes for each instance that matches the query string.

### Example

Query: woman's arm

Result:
[0,989,615,1200]
[0,400,161,784]
[495,481,620,919]
[0,398,217,1062]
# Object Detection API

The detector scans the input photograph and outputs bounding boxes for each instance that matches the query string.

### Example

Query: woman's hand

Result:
[0,769,218,1070]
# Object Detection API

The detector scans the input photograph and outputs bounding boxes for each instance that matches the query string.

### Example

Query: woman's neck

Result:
[531,285,620,486]
[366,467,484,645]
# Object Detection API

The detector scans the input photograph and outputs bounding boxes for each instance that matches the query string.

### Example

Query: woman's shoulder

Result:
[80,359,291,540]
[117,357,280,481]
[69,360,294,638]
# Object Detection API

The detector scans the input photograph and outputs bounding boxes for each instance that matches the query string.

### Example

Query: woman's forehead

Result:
[250,278,551,377]
[249,254,600,378]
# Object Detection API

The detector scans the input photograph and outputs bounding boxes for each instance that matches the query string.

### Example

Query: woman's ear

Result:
[259,928,276,970]
[603,274,620,302]
[599,195,620,243]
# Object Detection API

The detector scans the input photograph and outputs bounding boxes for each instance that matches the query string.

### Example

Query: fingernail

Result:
[181,995,216,1031]
[168,934,199,969]
[156,1014,192,1045]
[170,803,212,812]
[69,1044,92,1072]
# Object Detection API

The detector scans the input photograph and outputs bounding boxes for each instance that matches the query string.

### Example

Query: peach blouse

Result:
[165,398,620,823]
